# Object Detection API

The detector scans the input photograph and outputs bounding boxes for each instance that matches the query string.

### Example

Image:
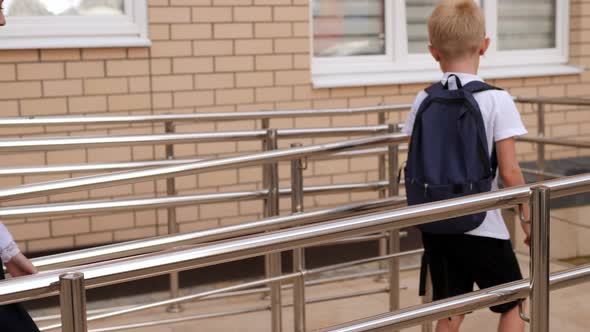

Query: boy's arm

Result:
[496,137,531,244]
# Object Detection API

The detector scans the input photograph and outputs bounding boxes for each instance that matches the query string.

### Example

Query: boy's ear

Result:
[429,45,441,62]
[479,38,491,56]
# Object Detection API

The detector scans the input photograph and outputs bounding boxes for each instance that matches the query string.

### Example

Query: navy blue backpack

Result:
[405,75,499,234]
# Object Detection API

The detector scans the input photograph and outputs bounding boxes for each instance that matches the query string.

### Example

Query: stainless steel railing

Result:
[3,173,590,332]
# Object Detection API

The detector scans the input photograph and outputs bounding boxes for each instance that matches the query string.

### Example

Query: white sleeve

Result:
[402,91,428,135]
[493,91,528,142]
[0,223,20,263]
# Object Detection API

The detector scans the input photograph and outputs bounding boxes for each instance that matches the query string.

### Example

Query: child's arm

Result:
[496,137,531,245]
[0,222,37,277]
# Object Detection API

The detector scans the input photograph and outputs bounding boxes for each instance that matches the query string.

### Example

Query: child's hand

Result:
[524,236,531,247]
[5,252,37,277]
[521,221,531,247]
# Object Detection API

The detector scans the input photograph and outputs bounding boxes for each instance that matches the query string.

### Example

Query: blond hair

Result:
[428,0,486,58]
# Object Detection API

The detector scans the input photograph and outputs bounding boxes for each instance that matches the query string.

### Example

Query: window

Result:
[0,0,149,49]
[311,0,579,88]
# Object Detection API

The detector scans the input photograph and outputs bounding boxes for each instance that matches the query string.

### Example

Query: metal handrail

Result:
[1,172,588,306]
[0,126,388,152]
[0,134,406,202]
[0,105,410,127]
[317,264,590,332]
[26,196,404,270]
[514,96,590,106]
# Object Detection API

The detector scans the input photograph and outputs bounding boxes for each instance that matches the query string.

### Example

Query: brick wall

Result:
[1,0,590,253]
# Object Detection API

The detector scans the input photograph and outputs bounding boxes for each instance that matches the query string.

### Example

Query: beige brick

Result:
[215,56,254,72]
[567,83,590,96]
[82,48,127,60]
[198,169,237,186]
[200,202,239,219]
[173,57,214,73]
[21,98,67,116]
[293,22,309,37]
[17,63,64,80]
[171,24,212,39]
[76,231,113,247]
[149,7,191,23]
[0,101,18,116]
[193,7,233,22]
[331,87,365,98]
[214,24,253,39]
[255,0,289,4]
[52,218,90,236]
[174,90,215,106]
[0,64,16,81]
[256,55,292,70]
[85,77,128,95]
[235,39,273,55]
[92,213,135,231]
[151,41,193,57]
[312,98,348,109]
[115,227,157,241]
[349,96,382,108]
[0,50,39,63]
[129,76,151,92]
[293,85,330,100]
[152,75,194,91]
[66,61,105,78]
[41,49,81,61]
[214,0,251,5]
[274,38,309,53]
[106,60,150,77]
[234,7,272,21]
[151,92,173,108]
[194,40,234,56]
[256,86,292,102]
[9,222,50,240]
[171,0,212,5]
[216,88,255,104]
[274,6,308,21]
[134,210,158,226]
[29,237,74,253]
[255,23,292,37]
[43,79,83,97]
[109,94,151,111]
[151,59,172,75]
[196,73,235,89]
[236,72,273,87]
[87,146,132,163]
[175,206,199,223]
[294,116,330,128]
[149,24,171,40]
[275,70,310,85]
[69,96,107,113]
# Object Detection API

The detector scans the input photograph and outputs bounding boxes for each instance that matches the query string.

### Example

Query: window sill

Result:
[311,64,584,89]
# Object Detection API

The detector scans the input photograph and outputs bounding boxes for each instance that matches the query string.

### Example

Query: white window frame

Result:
[0,0,150,50]
[311,0,580,88]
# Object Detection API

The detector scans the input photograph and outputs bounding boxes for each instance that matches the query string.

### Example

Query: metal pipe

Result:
[4,173,590,305]
[515,96,590,106]
[387,124,401,316]
[31,197,406,270]
[520,168,561,179]
[291,143,306,332]
[317,263,590,332]
[0,134,407,202]
[265,129,283,332]
[537,103,546,181]
[164,121,182,313]
[0,104,410,127]
[530,186,550,332]
[0,126,388,153]
[517,134,590,149]
[377,112,387,281]
[59,272,88,332]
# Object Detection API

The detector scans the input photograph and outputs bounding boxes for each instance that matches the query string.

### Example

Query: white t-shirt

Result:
[402,72,528,240]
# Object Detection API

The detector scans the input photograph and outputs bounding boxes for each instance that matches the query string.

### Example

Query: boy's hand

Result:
[521,221,531,248]
[5,252,37,277]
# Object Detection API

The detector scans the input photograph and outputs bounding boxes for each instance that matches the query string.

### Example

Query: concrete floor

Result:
[30,253,590,332]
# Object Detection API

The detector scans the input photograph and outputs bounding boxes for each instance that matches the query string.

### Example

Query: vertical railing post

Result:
[377,111,388,280]
[60,272,88,332]
[164,121,182,313]
[261,118,271,300]
[265,129,283,332]
[537,103,546,181]
[387,124,401,318]
[291,142,307,332]
[530,185,550,332]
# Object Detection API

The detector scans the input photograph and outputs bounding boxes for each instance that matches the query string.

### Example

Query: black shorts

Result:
[0,268,40,332]
[419,233,523,314]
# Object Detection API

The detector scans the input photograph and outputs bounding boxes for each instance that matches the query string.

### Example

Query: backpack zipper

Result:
[424,183,429,197]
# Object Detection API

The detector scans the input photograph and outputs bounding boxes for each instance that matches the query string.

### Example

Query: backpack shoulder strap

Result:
[462,81,503,94]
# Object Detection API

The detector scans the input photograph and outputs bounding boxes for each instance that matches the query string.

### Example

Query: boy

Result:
[402,1,531,331]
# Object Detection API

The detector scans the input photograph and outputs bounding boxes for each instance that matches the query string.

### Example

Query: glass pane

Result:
[4,0,125,16]
[406,0,438,54]
[313,0,385,57]
[498,0,556,50]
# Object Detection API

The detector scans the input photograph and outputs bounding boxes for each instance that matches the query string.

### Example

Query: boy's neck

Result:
[439,55,480,75]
